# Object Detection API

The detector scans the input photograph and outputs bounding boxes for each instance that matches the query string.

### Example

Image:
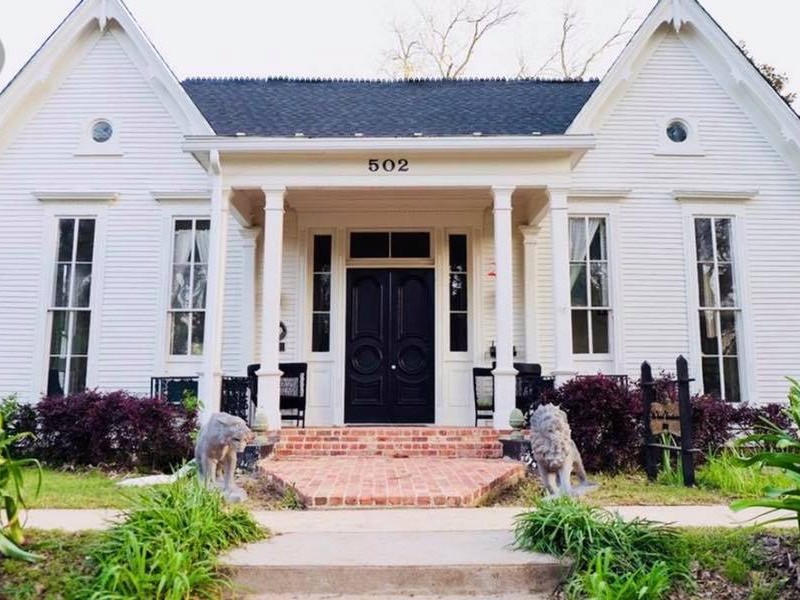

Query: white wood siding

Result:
[571,29,800,403]
[0,30,210,401]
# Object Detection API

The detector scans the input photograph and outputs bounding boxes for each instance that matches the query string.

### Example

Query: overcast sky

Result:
[1,0,798,96]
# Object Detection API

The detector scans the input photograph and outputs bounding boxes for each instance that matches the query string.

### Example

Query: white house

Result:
[1,0,799,431]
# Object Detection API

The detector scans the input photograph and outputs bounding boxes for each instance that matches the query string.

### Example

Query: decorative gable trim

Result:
[0,0,213,153]
[567,0,800,174]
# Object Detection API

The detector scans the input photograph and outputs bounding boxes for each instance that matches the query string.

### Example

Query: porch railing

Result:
[220,376,254,424]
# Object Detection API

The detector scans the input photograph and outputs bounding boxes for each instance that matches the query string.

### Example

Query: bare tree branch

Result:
[383,0,519,79]
[530,9,636,80]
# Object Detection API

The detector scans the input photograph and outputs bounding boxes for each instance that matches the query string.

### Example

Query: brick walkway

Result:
[261,457,525,508]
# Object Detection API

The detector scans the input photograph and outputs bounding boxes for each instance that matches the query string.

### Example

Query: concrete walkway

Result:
[24,505,796,533]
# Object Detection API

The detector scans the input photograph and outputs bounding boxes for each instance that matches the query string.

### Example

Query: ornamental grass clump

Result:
[88,476,265,600]
[514,497,688,599]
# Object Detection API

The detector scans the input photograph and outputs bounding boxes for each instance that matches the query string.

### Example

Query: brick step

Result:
[274,427,504,459]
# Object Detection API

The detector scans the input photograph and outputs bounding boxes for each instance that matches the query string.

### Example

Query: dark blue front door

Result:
[345,269,435,423]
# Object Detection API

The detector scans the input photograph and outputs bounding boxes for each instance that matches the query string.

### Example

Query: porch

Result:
[186,135,598,430]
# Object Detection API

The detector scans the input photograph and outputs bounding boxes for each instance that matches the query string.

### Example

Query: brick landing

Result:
[260,457,525,508]
[274,427,503,459]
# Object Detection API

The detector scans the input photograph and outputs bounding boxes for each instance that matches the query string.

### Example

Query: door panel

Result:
[345,269,434,423]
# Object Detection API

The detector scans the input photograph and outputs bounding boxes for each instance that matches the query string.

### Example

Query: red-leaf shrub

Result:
[547,376,643,473]
[35,390,196,472]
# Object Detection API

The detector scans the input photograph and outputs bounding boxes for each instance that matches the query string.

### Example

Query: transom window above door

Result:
[349,231,431,260]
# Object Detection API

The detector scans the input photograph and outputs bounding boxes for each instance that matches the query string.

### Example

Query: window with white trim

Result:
[311,234,332,352]
[47,218,96,396]
[569,216,610,355]
[693,217,741,402]
[448,234,469,352]
[168,218,210,356]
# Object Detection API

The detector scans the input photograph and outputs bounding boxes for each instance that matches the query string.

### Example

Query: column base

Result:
[492,367,517,430]
[255,369,283,434]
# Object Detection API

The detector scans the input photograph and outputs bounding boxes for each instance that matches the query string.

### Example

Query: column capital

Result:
[519,224,541,242]
[262,186,287,211]
[491,185,515,210]
[240,227,259,246]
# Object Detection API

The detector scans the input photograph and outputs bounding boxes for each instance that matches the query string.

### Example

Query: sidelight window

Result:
[48,218,96,396]
[312,235,332,352]
[694,217,741,402]
[569,216,610,355]
[448,234,469,352]
[168,218,210,356]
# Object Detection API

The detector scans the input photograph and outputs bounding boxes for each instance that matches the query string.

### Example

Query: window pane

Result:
[698,311,719,355]
[171,265,192,309]
[697,264,717,308]
[570,264,587,307]
[191,312,205,355]
[313,273,331,311]
[571,310,589,354]
[391,232,430,258]
[50,311,70,355]
[724,357,741,402]
[588,218,607,260]
[312,313,330,352]
[450,273,468,311]
[170,312,190,355]
[718,264,736,307]
[192,265,208,309]
[720,310,738,356]
[694,218,713,262]
[449,235,467,272]
[313,235,332,273]
[569,218,587,261]
[702,357,722,398]
[72,263,92,308]
[591,310,610,353]
[193,220,210,264]
[76,219,95,262]
[53,264,72,307]
[589,263,608,307]
[450,313,468,352]
[173,220,194,263]
[47,356,66,396]
[71,311,91,355]
[715,218,732,262]
[350,232,389,258]
[57,219,75,262]
[68,357,88,395]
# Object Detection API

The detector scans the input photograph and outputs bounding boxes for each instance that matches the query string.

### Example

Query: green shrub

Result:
[514,498,688,599]
[88,476,265,599]
[0,408,42,562]
[698,451,793,497]
[568,549,672,600]
[732,378,800,528]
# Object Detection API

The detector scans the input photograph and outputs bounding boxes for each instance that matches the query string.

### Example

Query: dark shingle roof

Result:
[181,77,599,138]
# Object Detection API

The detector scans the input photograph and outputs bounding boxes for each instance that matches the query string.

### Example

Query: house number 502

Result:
[368,158,409,173]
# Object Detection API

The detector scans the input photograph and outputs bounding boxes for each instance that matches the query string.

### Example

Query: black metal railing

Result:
[221,376,253,424]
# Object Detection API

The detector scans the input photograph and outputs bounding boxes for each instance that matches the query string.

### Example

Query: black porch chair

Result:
[246,363,308,428]
[279,362,308,428]
[473,367,495,426]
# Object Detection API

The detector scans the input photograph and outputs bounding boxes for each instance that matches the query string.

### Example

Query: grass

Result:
[21,468,145,510]
[0,529,102,599]
[698,451,795,497]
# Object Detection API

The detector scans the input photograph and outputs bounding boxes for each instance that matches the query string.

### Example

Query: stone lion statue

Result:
[529,404,593,497]
[195,412,254,503]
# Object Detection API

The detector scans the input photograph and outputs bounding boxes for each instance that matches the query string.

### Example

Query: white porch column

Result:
[548,188,576,383]
[520,225,540,364]
[254,187,286,433]
[491,186,518,429]
[200,181,232,423]
[240,228,259,364]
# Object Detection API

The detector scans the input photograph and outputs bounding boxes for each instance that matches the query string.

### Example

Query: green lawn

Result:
[21,468,147,509]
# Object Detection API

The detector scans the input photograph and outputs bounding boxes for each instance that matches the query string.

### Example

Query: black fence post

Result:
[641,361,658,481]
[676,355,696,487]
